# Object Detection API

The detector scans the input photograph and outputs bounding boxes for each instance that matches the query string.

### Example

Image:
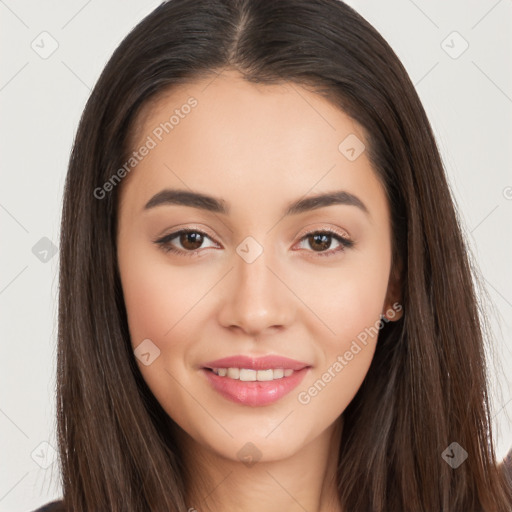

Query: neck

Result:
[177,416,344,512]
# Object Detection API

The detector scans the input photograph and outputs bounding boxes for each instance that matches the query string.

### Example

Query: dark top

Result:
[32,500,66,512]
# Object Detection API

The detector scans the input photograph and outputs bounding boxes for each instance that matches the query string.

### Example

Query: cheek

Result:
[118,244,207,427]
[293,285,386,422]
[290,246,391,410]
[117,241,209,406]
[119,241,209,350]
[295,344,375,428]
[291,250,391,348]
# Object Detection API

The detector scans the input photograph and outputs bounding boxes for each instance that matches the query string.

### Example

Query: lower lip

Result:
[201,367,309,406]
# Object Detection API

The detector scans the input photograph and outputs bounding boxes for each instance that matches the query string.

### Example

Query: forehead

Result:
[133,70,363,155]
[119,70,387,222]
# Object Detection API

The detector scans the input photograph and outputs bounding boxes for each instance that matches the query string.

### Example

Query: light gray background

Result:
[1,1,511,510]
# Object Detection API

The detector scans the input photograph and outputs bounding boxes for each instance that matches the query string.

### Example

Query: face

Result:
[116,69,402,463]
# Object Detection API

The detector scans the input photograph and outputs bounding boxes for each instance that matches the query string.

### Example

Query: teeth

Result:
[211,367,295,381]
[227,367,239,379]
[273,368,284,379]
[240,369,257,381]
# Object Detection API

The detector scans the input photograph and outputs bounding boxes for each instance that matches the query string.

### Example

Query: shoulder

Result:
[31,499,67,512]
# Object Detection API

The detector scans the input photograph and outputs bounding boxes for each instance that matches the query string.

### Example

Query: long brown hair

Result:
[57,0,512,510]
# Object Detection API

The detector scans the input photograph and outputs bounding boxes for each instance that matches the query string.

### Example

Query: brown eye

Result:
[307,233,332,252]
[154,229,219,255]
[295,230,354,257]
[179,231,204,250]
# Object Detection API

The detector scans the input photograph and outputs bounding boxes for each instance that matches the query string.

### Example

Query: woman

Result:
[34,0,512,510]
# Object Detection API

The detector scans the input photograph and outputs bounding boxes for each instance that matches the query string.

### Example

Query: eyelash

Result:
[154,228,354,258]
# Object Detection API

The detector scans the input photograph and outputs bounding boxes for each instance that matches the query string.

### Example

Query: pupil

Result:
[181,232,203,250]
[309,233,331,251]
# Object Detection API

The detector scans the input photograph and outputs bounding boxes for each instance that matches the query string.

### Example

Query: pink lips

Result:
[201,355,311,407]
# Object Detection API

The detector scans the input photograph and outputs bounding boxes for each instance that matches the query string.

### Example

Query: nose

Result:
[217,242,296,336]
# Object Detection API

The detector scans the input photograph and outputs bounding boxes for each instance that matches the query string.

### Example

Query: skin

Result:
[116,69,402,512]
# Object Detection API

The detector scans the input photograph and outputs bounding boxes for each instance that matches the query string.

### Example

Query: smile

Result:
[210,367,294,381]
[202,366,309,406]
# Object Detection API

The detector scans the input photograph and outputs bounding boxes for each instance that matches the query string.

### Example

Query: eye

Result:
[154,229,219,256]
[294,229,354,257]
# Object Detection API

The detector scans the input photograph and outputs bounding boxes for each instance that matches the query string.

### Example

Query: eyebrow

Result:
[143,188,369,217]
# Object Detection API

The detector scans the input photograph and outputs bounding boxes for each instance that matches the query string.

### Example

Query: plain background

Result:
[1,0,511,510]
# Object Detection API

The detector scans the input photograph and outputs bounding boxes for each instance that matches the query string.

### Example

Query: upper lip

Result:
[201,355,310,371]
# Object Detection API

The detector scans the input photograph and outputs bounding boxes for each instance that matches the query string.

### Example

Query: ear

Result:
[382,260,404,321]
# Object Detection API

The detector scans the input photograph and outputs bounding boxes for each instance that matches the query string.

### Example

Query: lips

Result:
[201,355,310,371]
[200,355,311,406]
